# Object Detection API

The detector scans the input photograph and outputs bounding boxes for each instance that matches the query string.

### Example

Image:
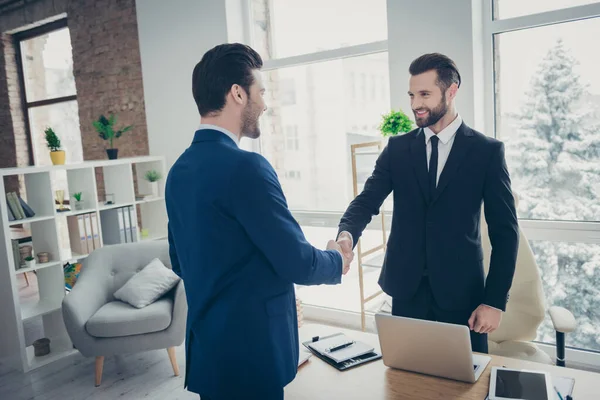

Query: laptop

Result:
[375,313,491,383]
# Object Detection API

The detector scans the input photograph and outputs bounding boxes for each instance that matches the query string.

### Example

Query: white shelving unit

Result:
[0,156,167,372]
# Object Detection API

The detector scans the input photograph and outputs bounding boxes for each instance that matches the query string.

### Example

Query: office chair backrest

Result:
[481,193,546,343]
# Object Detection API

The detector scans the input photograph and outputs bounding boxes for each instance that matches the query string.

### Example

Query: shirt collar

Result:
[197,124,239,146]
[423,114,463,145]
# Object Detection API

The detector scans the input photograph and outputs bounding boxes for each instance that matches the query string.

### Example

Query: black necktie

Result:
[429,135,439,199]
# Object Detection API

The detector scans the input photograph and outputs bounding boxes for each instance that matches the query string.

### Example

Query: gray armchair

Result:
[62,240,187,386]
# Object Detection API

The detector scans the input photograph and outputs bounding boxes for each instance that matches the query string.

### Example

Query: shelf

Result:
[99,202,133,211]
[361,252,385,269]
[354,150,381,156]
[8,215,54,226]
[26,334,77,370]
[15,260,62,275]
[21,297,63,321]
[135,196,164,205]
[56,208,97,217]
[65,253,88,263]
[141,233,167,241]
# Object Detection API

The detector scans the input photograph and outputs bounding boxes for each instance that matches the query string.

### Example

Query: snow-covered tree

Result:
[506,39,600,350]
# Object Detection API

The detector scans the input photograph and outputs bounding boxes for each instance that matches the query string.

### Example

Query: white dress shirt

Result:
[424,114,463,185]
[197,124,239,146]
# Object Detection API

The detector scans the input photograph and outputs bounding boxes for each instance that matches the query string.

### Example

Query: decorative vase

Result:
[73,201,84,211]
[49,150,65,165]
[106,148,118,160]
[150,181,159,197]
[33,338,51,357]
[37,252,50,263]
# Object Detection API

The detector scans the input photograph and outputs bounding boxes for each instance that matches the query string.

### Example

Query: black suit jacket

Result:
[339,123,519,311]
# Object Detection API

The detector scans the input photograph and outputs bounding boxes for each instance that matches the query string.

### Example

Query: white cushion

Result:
[113,258,180,308]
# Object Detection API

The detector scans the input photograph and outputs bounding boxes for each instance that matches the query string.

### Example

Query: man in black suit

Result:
[335,53,519,353]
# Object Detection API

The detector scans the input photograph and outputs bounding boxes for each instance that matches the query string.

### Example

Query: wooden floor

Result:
[0,344,196,400]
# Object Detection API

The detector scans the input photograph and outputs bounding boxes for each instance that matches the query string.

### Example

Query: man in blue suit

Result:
[336,53,519,353]
[165,43,352,400]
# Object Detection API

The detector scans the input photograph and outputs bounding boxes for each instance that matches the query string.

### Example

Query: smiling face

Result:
[408,70,450,128]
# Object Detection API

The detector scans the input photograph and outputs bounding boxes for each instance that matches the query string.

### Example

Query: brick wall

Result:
[0,0,149,160]
[0,0,149,218]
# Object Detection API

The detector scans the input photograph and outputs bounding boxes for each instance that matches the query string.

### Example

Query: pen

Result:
[327,341,355,353]
[555,387,563,400]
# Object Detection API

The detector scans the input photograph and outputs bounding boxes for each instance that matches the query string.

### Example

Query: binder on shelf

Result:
[90,213,101,249]
[83,213,93,253]
[101,206,137,245]
[67,215,88,255]
[302,333,381,371]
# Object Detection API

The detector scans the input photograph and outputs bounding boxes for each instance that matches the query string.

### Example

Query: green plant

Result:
[379,109,414,137]
[72,192,82,201]
[24,256,34,261]
[92,114,132,149]
[44,127,62,151]
[144,169,162,182]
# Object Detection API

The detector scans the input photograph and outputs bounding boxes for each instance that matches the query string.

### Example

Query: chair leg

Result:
[556,332,565,367]
[167,347,179,376]
[24,273,29,286]
[95,356,104,386]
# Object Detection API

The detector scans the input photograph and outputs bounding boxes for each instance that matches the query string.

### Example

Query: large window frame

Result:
[13,18,77,166]
[482,1,600,365]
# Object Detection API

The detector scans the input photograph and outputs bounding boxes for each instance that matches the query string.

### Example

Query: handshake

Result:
[327,231,354,275]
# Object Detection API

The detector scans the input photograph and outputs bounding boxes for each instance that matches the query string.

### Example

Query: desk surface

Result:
[286,323,600,399]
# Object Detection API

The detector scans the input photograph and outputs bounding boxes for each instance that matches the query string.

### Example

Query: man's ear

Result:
[231,84,245,105]
[447,83,459,101]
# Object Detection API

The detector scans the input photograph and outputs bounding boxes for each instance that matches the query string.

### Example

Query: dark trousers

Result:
[391,277,488,354]
[200,387,283,400]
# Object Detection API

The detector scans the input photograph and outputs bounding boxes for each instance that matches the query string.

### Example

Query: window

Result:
[493,0,599,20]
[279,78,296,106]
[284,125,299,151]
[488,1,600,353]
[250,0,387,60]
[251,1,390,314]
[14,19,82,168]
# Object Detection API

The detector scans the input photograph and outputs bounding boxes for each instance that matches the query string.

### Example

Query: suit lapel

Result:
[431,123,474,205]
[409,129,430,204]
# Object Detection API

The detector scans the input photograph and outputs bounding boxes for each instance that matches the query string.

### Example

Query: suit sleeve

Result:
[230,153,342,286]
[168,222,182,278]
[338,143,393,247]
[482,142,519,311]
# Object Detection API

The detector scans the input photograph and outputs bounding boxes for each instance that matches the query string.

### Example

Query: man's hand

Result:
[336,231,354,262]
[468,304,502,334]
[327,240,352,275]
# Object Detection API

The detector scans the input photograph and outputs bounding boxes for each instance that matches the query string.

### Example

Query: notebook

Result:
[307,333,375,363]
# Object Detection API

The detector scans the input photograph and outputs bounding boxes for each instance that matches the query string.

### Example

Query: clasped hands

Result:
[327,232,354,275]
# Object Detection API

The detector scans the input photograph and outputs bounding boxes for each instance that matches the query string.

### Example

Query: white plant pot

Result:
[25,260,35,269]
[73,201,84,211]
[150,182,159,197]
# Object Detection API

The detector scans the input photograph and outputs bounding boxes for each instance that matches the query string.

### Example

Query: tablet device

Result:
[489,367,554,400]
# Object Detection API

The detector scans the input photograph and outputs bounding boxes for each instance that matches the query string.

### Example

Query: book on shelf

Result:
[5,192,35,220]
[7,200,15,221]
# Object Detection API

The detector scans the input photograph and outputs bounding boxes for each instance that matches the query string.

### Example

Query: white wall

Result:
[386,0,485,131]
[136,0,230,170]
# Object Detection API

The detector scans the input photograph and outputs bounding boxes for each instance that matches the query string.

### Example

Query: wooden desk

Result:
[286,323,600,399]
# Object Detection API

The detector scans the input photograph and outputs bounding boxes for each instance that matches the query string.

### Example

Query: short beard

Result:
[414,92,448,128]
[241,105,260,139]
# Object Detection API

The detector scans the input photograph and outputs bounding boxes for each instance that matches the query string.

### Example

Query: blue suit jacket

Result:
[339,123,519,312]
[165,129,342,398]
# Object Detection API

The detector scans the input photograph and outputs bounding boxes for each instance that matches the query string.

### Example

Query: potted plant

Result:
[144,170,162,197]
[92,114,132,160]
[379,109,414,137]
[24,256,35,269]
[45,127,65,165]
[72,192,84,211]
